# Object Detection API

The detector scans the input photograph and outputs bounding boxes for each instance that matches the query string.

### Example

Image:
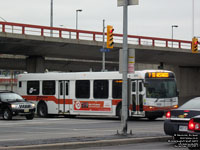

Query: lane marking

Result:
[0,138,24,142]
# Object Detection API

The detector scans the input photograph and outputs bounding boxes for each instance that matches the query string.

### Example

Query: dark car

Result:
[187,116,200,149]
[188,115,200,134]
[164,97,200,136]
[0,91,36,120]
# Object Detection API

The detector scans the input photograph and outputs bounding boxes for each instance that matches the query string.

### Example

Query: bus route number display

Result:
[148,72,169,78]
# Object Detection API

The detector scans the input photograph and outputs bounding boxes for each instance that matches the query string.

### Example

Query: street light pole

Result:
[50,0,53,36]
[171,25,178,47]
[192,0,194,37]
[102,19,106,72]
[121,0,129,135]
[76,9,82,30]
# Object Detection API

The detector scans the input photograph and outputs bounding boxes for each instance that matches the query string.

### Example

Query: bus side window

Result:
[60,82,69,96]
[94,80,108,99]
[18,81,22,88]
[132,82,136,92]
[139,82,143,92]
[76,80,90,98]
[66,82,68,95]
[112,80,122,99]
[43,81,55,95]
[27,81,40,95]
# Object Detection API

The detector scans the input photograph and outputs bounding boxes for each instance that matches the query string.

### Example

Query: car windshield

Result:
[146,79,177,98]
[179,97,200,110]
[0,93,25,102]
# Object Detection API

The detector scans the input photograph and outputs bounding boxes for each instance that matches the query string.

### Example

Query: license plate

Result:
[179,125,188,132]
[24,109,29,113]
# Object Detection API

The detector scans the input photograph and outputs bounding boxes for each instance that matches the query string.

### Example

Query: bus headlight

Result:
[173,105,178,109]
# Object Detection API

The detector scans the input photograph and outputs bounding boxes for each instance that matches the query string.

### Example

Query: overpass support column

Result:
[26,56,45,73]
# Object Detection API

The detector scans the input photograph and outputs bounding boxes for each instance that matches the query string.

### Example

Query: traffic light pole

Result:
[102,19,106,72]
[121,0,128,134]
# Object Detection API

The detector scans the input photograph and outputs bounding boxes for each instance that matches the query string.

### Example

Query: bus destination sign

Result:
[147,72,169,78]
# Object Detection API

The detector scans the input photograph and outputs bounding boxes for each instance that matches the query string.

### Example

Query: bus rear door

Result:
[131,80,145,117]
[58,80,70,114]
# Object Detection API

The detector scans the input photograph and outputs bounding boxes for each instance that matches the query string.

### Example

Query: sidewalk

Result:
[0,132,171,150]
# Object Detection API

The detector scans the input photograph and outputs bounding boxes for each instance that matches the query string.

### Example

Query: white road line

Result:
[0,120,118,127]
[0,138,24,142]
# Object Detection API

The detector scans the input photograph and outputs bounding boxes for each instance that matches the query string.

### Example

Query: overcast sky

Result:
[0,0,200,41]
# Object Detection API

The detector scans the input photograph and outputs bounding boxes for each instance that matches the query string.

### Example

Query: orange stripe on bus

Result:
[112,99,122,105]
[22,95,73,104]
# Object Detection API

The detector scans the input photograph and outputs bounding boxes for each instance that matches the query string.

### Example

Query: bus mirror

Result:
[144,82,149,87]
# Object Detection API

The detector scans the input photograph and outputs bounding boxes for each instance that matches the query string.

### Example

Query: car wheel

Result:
[26,113,34,120]
[37,103,48,117]
[3,109,12,120]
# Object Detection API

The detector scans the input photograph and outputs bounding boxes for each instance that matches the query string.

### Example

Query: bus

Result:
[17,70,179,120]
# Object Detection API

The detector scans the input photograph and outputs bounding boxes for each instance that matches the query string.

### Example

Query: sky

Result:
[0,0,200,41]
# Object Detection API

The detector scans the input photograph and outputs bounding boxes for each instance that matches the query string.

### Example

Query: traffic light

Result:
[107,25,114,49]
[192,37,198,53]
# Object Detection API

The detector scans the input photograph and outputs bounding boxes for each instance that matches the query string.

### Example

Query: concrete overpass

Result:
[0,21,198,72]
[0,21,200,105]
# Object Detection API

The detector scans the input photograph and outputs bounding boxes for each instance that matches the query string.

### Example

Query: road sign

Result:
[119,48,135,74]
[100,48,110,52]
[117,0,139,7]
[128,49,135,73]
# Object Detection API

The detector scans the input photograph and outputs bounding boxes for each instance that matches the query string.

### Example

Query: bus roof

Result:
[17,70,173,81]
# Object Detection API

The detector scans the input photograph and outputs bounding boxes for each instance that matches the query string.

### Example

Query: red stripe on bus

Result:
[112,99,122,105]
[143,105,175,111]
[22,95,73,104]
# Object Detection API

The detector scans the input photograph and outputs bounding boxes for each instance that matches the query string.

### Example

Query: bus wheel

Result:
[116,105,122,120]
[3,109,12,120]
[37,103,48,117]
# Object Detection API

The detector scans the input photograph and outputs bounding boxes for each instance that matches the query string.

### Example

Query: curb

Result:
[0,136,171,150]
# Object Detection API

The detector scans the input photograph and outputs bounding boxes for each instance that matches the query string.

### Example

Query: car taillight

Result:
[188,119,200,131]
[188,119,195,131]
[166,111,171,119]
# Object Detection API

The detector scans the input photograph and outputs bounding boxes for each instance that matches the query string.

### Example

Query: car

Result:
[164,97,200,136]
[188,115,200,135]
[187,116,200,149]
[0,91,36,120]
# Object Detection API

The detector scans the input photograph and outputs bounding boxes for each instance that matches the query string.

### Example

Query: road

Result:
[0,116,167,147]
[74,142,188,150]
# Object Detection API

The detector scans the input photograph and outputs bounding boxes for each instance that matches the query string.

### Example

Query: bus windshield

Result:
[145,79,177,98]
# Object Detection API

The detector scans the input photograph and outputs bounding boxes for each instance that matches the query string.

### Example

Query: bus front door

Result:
[58,81,70,114]
[131,80,145,117]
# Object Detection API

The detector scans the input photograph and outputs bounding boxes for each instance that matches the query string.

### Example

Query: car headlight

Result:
[31,103,36,108]
[11,104,19,109]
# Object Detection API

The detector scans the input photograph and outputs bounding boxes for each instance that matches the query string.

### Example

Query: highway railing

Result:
[0,21,192,49]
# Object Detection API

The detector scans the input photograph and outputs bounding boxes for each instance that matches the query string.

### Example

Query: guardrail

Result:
[0,21,192,49]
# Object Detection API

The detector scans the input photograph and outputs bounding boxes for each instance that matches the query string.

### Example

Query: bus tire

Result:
[37,102,48,118]
[3,108,12,120]
[116,104,122,119]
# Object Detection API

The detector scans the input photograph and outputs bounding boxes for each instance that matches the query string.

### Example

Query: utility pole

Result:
[117,0,139,135]
[121,0,129,134]
[50,0,53,36]
[102,19,106,71]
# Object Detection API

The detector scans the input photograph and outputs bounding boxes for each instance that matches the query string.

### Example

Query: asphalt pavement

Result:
[0,116,171,150]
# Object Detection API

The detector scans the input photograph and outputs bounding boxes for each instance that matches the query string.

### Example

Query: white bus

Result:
[17,70,178,120]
